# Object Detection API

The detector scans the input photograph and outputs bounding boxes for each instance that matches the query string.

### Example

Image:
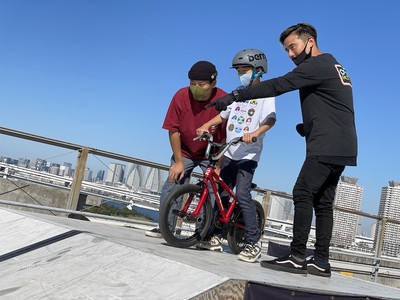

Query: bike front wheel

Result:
[227,200,265,254]
[159,184,213,248]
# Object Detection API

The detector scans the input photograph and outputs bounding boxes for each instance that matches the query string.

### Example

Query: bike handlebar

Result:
[194,132,257,161]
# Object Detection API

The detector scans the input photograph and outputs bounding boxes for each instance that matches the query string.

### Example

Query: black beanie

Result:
[188,61,218,81]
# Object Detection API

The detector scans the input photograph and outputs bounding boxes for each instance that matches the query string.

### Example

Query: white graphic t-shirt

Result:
[220,97,276,162]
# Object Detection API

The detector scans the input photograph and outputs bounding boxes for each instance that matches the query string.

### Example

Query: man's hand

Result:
[296,123,305,137]
[196,127,209,137]
[205,94,235,111]
[168,161,184,183]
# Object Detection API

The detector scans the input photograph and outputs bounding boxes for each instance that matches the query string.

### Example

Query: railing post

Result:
[263,190,271,221]
[371,217,387,282]
[67,147,89,211]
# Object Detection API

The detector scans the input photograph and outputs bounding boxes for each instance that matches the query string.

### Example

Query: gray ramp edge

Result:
[0,209,229,300]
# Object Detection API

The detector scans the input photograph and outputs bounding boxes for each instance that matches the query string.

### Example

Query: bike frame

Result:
[179,133,254,228]
[182,164,237,224]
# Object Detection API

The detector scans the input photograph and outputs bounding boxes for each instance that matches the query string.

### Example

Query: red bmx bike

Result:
[159,132,265,254]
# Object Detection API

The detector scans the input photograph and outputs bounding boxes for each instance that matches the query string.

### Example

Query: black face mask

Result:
[292,39,312,66]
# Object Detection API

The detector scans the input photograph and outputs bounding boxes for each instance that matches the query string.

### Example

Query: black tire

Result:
[227,200,265,254]
[159,184,213,248]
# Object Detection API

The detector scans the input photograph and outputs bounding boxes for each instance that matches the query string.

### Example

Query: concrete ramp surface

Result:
[0,208,399,300]
[0,209,227,299]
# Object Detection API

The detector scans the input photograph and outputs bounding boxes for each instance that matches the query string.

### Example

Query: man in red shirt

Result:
[145,61,226,237]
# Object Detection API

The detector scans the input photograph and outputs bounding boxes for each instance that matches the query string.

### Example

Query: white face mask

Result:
[239,73,253,87]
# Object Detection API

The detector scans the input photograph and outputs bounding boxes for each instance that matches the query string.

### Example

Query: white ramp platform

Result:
[0,208,399,300]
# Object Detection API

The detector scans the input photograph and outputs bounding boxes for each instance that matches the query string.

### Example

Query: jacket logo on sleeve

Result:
[335,64,352,87]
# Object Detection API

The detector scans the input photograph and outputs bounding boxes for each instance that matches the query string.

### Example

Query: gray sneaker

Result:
[196,236,223,251]
[145,228,162,238]
[237,242,262,263]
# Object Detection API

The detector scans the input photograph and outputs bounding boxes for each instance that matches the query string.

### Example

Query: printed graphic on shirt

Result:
[249,100,257,107]
[228,101,260,135]
[335,64,352,87]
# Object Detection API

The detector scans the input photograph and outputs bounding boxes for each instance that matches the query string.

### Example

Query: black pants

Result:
[290,157,345,262]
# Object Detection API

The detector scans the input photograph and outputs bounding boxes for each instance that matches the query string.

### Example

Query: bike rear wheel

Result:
[159,184,213,248]
[227,200,265,254]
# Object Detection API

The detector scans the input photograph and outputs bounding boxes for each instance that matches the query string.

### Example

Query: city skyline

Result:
[1,150,397,220]
[0,152,166,192]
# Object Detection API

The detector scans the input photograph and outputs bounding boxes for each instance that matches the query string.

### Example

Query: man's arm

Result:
[196,114,226,136]
[168,131,185,182]
[208,64,323,111]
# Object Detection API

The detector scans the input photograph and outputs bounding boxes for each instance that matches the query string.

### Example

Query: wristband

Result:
[232,90,241,102]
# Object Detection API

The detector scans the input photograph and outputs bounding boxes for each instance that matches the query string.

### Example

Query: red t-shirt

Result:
[163,87,227,160]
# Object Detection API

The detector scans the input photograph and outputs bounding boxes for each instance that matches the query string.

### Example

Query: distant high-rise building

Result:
[125,163,147,189]
[49,163,60,176]
[331,176,363,247]
[95,170,105,182]
[375,181,400,257]
[2,157,17,165]
[370,222,377,240]
[143,167,164,193]
[18,158,30,168]
[61,162,73,177]
[29,159,47,171]
[84,168,93,182]
[105,163,125,184]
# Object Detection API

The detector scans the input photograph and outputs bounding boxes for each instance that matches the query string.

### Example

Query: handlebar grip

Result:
[237,137,257,143]
[204,101,216,109]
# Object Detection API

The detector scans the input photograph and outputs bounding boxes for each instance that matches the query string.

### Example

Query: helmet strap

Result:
[248,67,264,87]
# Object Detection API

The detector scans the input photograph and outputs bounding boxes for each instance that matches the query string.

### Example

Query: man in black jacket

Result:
[208,23,357,277]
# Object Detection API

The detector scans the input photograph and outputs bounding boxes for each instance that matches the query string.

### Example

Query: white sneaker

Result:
[196,236,223,252]
[145,228,162,238]
[237,242,261,263]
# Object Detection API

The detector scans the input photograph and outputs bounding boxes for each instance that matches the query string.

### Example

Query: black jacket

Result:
[238,53,357,166]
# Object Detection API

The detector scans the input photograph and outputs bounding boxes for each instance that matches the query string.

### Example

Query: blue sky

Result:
[0,0,399,218]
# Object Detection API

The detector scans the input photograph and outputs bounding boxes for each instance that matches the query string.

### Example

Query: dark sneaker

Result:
[237,242,262,263]
[145,228,162,238]
[196,236,223,251]
[260,254,307,275]
[307,257,331,277]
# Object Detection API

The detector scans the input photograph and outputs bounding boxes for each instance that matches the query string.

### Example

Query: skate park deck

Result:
[0,207,399,300]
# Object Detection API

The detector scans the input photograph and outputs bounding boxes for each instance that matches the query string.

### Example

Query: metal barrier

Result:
[1,125,399,285]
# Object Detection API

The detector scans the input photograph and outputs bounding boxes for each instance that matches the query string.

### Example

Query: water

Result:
[102,198,159,222]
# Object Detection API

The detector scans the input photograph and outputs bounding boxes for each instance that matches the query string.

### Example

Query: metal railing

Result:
[1,125,399,285]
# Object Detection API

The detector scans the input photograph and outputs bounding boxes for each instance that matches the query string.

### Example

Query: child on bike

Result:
[195,49,276,263]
